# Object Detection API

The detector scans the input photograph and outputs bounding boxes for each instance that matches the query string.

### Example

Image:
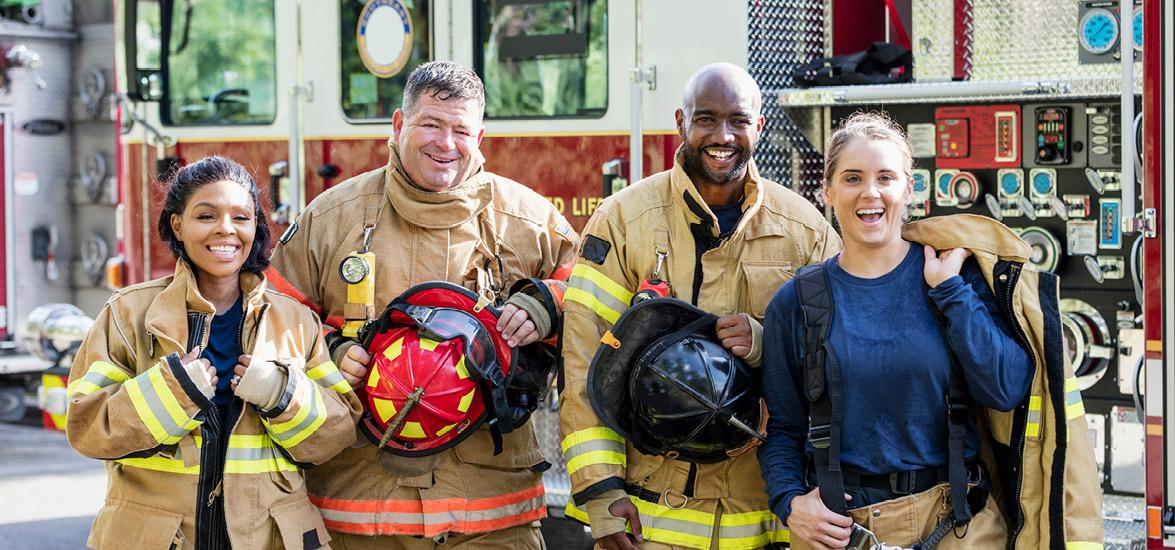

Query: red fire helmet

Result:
[357,282,515,456]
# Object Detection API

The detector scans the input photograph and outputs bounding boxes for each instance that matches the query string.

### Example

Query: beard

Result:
[682,142,754,185]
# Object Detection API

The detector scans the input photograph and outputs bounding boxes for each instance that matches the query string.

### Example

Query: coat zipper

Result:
[1000,263,1035,548]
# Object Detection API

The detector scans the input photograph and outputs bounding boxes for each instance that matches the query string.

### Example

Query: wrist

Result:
[584,488,631,540]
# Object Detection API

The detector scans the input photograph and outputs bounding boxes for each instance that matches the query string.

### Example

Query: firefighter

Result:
[267,61,577,549]
[559,62,841,550]
[65,156,363,549]
[758,112,1102,549]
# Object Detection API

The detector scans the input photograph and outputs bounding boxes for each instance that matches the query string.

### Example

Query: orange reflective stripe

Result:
[311,483,546,537]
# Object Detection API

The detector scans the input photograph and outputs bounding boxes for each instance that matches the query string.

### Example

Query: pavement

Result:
[0,415,105,550]
[0,411,594,549]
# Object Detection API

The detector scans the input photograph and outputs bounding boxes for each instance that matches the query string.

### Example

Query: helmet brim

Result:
[587,297,711,442]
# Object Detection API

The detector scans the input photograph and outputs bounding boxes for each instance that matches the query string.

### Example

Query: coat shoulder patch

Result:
[580,234,611,265]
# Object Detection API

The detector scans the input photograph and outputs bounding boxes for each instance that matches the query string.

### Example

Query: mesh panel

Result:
[747,0,827,205]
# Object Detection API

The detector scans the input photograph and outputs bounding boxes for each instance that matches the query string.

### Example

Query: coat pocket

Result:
[87,499,184,550]
[270,498,331,550]
[454,422,546,470]
[740,262,794,319]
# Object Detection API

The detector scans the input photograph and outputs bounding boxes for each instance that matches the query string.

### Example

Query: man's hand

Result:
[787,488,854,550]
[340,345,372,389]
[596,497,644,550]
[496,303,539,348]
[923,245,972,289]
[716,314,753,358]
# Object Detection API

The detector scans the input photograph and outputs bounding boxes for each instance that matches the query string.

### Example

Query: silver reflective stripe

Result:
[563,438,626,461]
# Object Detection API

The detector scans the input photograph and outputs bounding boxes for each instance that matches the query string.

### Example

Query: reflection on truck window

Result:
[164,0,276,125]
[476,0,607,119]
[340,0,431,121]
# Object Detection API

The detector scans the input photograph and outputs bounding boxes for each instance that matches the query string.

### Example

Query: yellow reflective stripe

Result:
[1026,395,1042,438]
[115,434,299,475]
[566,264,634,324]
[68,361,131,396]
[1064,376,1086,420]
[561,427,624,452]
[718,510,790,547]
[566,499,715,550]
[306,361,351,394]
[266,376,327,447]
[565,288,625,324]
[147,368,199,437]
[566,450,626,476]
[125,366,200,445]
[571,264,634,304]
[116,455,199,475]
[1066,543,1103,550]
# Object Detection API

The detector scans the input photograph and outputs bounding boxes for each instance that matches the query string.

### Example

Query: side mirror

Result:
[117,0,162,102]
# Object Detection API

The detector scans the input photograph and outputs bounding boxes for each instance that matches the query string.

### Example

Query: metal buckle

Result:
[890,470,917,495]
[808,423,831,449]
[662,490,690,510]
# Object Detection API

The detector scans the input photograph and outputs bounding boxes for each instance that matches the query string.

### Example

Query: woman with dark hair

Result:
[66,156,363,549]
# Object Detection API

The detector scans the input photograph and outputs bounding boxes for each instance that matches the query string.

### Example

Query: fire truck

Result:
[0,0,1169,547]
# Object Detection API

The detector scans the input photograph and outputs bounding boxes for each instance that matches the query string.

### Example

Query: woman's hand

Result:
[787,488,854,550]
[923,245,972,288]
[229,354,250,392]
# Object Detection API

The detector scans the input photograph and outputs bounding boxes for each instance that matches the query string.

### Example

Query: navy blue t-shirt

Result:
[757,242,1033,524]
[203,295,244,407]
[711,198,744,236]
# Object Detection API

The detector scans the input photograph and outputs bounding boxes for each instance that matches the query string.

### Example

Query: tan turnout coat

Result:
[66,261,363,549]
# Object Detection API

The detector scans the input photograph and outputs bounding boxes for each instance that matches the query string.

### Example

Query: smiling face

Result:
[169,179,256,285]
[825,136,913,252]
[676,73,765,187]
[392,93,485,192]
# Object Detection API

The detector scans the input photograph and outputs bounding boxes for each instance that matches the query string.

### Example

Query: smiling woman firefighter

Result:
[759,112,1101,549]
[65,156,362,550]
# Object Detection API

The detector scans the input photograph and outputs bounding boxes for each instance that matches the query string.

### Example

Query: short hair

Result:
[823,111,915,183]
[402,61,486,119]
[157,156,271,274]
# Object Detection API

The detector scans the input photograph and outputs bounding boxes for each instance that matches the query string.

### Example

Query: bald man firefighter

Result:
[558,63,841,550]
[268,61,577,549]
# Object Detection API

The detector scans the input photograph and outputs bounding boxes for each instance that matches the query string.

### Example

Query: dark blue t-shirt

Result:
[711,198,744,236]
[203,295,244,407]
[757,242,1033,524]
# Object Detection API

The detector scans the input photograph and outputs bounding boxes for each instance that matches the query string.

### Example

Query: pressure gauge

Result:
[912,171,927,194]
[999,171,1021,196]
[1080,8,1119,55]
[1031,170,1055,197]
[339,255,371,284]
[1133,10,1143,51]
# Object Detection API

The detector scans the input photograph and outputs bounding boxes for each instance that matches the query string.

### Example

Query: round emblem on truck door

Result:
[356,0,414,78]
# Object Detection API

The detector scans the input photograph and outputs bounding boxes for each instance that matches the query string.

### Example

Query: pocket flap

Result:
[87,499,183,549]
[741,263,794,318]
[270,498,331,550]
[454,423,546,470]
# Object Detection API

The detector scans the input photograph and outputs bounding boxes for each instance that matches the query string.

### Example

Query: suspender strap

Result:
[795,264,847,515]
[928,291,975,526]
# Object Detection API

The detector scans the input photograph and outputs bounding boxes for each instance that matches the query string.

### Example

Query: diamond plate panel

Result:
[911,0,1143,90]
[748,0,827,205]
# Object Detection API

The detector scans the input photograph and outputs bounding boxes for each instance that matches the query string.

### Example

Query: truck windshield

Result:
[163,0,277,126]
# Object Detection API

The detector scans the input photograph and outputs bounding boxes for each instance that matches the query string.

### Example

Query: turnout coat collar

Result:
[143,260,268,354]
[668,145,766,239]
[384,141,494,230]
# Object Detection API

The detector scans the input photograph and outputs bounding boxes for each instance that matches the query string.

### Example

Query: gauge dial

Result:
[1080,9,1119,55]
[1133,10,1143,51]
[937,172,953,195]
[912,172,927,193]
[1032,171,1054,196]
[1000,172,1021,196]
